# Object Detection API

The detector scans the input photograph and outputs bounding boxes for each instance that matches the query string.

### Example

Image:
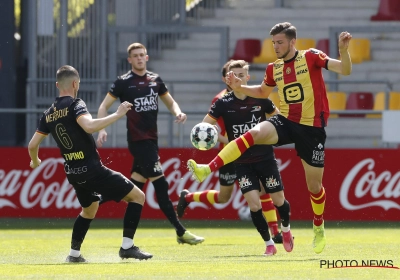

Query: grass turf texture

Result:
[0,219,399,279]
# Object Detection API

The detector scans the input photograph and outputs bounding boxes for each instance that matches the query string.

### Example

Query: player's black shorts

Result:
[71,166,133,208]
[267,114,326,167]
[128,139,163,178]
[218,162,236,186]
[235,158,284,195]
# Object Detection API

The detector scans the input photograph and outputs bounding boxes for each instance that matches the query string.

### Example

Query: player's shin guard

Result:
[153,177,186,236]
[310,187,326,226]
[123,202,143,239]
[71,215,93,250]
[209,132,255,172]
[275,199,291,227]
[250,209,271,241]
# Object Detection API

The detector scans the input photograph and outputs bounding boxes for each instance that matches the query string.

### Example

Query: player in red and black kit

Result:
[177,60,284,244]
[96,43,204,245]
[187,22,353,254]
[28,65,152,263]
[184,60,293,256]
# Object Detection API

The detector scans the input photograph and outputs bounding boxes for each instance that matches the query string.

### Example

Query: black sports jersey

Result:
[36,96,102,182]
[208,92,276,163]
[109,70,168,142]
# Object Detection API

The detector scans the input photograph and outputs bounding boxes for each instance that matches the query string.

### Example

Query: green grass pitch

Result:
[0,219,399,279]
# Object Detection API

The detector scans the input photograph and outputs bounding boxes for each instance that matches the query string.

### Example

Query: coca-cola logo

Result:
[340,158,400,210]
[0,158,80,210]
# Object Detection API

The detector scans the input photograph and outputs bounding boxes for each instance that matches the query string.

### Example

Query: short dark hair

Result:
[270,22,297,40]
[127,43,147,55]
[56,65,79,83]
[221,59,234,77]
[228,60,249,72]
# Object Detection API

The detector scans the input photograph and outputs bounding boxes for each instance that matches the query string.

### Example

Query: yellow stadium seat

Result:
[347,38,370,64]
[296,38,316,50]
[327,91,347,118]
[367,91,400,118]
[253,38,276,64]
[268,91,280,110]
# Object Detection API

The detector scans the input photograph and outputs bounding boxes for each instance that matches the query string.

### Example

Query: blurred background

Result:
[1,0,400,149]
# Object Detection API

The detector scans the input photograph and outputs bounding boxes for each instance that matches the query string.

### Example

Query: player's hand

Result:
[30,158,41,169]
[175,113,187,124]
[97,129,107,147]
[225,71,242,91]
[116,101,133,116]
[338,31,352,52]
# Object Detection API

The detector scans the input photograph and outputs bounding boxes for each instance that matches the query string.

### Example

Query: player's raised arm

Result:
[225,71,273,99]
[96,93,117,147]
[78,101,132,134]
[160,92,187,124]
[327,31,353,76]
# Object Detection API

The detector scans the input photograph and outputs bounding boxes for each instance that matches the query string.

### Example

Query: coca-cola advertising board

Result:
[1,147,400,221]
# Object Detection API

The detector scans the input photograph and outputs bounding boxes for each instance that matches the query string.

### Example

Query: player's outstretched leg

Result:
[187,159,211,183]
[177,189,190,218]
[313,221,326,254]
[119,246,153,260]
[177,231,205,245]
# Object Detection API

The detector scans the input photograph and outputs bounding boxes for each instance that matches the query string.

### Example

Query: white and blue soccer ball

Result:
[190,122,218,151]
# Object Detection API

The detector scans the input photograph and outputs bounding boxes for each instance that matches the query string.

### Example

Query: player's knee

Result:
[248,203,262,212]
[124,188,145,205]
[80,202,99,219]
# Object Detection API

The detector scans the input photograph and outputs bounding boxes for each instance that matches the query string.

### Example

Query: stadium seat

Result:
[347,38,371,64]
[367,91,400,118]
[253,38,276,64]
[316,39,330,55]
[230,39,261,63]
[327,91,347,118]
[371,0,400,21]
[296,38,316,50]
[268,91,280,109]
[342,92,374,118]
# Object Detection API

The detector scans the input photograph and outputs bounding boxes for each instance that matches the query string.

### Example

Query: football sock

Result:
[208,132,254,172]
[71,215,93,251]
[123,202,142,239]
[250,209,271,241]
[281,225,290,233]
[260,194,279,236]
[130,178,145,191]
[185,190,219,205]
[275,199,291,228]
[265,239,275,246]
[152,177,186,236]
[310,187,326,227]
[69,249,80,258]
[122,237,133,250]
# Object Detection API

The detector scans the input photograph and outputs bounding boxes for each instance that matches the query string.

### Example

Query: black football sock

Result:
[123,202,143,239]
[250,209,271,241]
[71,215,93,250]
[275,199,291,227]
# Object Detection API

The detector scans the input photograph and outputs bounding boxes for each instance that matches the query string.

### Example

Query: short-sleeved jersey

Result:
[211,89,229,151]
[208,92,276,163]
[109,70,168,142]
[263,49,330,127]
[36,96,102,182]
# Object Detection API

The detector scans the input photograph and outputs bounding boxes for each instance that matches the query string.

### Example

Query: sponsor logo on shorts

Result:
[238,175,252,189]
[153,161,162,173]
[312,143,325,164]
[266,176,280,189]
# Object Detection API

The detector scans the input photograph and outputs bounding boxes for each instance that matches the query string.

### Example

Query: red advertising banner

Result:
[1,147,400,221]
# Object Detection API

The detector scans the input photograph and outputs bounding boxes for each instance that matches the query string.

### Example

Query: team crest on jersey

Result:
[149,82,157,87]
[251,106,261,112]
[286,67,292,74]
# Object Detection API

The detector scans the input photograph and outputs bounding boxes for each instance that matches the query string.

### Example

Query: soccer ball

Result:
[190,122,218,150]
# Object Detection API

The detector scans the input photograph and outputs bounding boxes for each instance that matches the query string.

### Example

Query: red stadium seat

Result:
[316,39,330,55]
[341,92,374,118]
[230,39,261,63]
[371,0,400,21]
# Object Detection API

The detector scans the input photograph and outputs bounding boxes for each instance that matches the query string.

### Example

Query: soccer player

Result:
[177,60,283,243]
[186,60,293,256]
[187,22,353,254]
[27,65,152,263]
[96,42,204,245]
